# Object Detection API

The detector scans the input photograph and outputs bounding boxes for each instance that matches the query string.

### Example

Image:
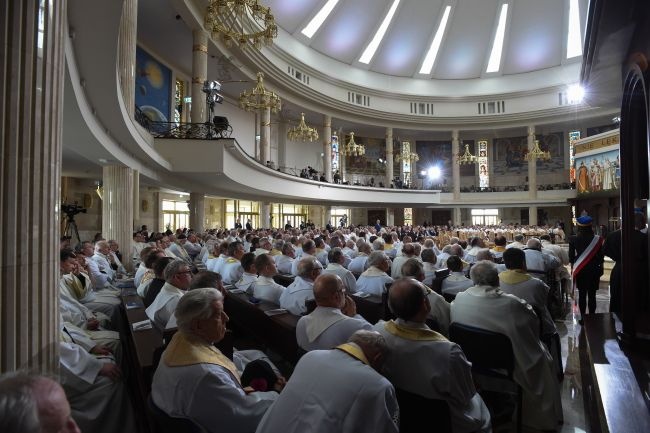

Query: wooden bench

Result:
[223,291,301,364]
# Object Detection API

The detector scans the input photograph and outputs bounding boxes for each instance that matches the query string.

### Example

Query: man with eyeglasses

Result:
[296,274,372,351]
[280,257,322,315]
[146,259,193,329]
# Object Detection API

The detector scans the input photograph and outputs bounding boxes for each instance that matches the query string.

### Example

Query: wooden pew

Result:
[273,273,295,287]
[223,291,301,364]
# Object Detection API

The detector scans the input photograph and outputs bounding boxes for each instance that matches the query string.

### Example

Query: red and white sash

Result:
[572,235,603,280]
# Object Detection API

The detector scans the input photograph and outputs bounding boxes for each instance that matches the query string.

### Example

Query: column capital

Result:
[452,130,460,140]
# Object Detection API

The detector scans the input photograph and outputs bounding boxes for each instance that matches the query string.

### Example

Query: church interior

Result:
[1,0,649,432]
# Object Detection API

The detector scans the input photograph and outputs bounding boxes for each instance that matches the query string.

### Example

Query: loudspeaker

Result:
[213,116,229,131]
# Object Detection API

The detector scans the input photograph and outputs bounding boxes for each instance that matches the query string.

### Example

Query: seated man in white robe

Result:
[463,237,486,264]
[88,241,117,287]
[374,278,491,433]
[146,259,192,330]
[274,243,296,275]
[490,236,507,262]
[400,259,450,336]
[390,243,416,279]
[506,233,526,249]
[291,239,317,276]
[296,274,372,351]
[421,248,438,285]
[206,241,228,274]
[323,247,357,294]
[347,242,372,275]
[356,251,394,297]
[256,330,399,433]
[0,372,82,433]
[341,239,358,259]
[234,252,258,294]
[183,233,203,260]
[136,249,166,298]
[280,257,322,315]
[499,248,557,337]
[59,337,135,433]
[152,288,281,433]
[251,254,285,304]
[134,246,158,287]
[442,256,474,296]
[450,261,563,432]
[221,241,246,285]
[523,238,560,281]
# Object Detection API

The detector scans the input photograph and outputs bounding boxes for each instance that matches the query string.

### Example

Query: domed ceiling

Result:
[264,0,587,80]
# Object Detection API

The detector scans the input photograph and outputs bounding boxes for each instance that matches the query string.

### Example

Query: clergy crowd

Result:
[2,217,609,433]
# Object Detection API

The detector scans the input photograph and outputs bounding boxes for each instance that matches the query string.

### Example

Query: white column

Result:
[411,140,418,183]
[260,107,271,164]
[323,206,332,228]
[102,166,134,272]
[340,139,347,183]
[386,208,395,226]
[189,193,206,232]
[191,29,208,123]
[277,120,287,170]
[132,169,139,228]
[385,127,393,187]
[529,205,538,226]
[323,115,332,182]
[452,130,460,199]
[261,202,271,228]
[118,0,137,118]
[1,0,66,372]
[453,207,462,226]
[152,190,162,232]
[527,125,537,199]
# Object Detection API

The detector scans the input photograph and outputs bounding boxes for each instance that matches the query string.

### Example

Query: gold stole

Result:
[68,273,86,300]
[499,269,531,285]
[163,332,241,385]
[384,320,448,342]
[335,343,370,365]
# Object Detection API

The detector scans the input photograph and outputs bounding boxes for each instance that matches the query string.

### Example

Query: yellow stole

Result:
[384,320,448,342]
[499,269,531,285]
[68,274,86,300]
[225,258,239,264]
[384,243,394,250]
[492,246,506,252]
[335,343,369,365]
[163,332,241,385]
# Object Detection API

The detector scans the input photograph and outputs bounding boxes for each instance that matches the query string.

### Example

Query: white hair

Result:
[175,288,224,335]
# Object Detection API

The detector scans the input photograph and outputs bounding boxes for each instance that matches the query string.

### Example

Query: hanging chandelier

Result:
[340,132,365,157]
[239,72,281,113]
[287,113,319,142]
[395,142,419,163]
[457,143,478,165]
[205,0,278,49]
[524,140,551,161]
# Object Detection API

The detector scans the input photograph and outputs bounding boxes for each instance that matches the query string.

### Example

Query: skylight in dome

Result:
[567,0,582,58]
[486,3,509,73]
[301,0,340,38]
[359,0,401,65]
[419,5,451,75]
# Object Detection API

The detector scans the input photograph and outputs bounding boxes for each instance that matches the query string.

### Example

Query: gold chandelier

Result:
[525,140,551,161]
[205,0,278,49]
[287,113,319,142]
[239,72,281,113]
[340,132,365,157]
[395,142,419,163]
[457,143,478,165]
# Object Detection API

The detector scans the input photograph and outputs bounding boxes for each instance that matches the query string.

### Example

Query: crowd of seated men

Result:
[0,221,576,433]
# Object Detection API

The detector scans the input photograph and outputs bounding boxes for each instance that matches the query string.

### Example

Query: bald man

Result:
[0,373,81,433]
[296,274,372,351]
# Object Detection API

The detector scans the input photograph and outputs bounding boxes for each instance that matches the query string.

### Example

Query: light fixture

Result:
[302,0,339,38]
[205,0,278,50]
[525,140,551,161]
[287,113,319,142]
[427,166,442,179]
[457,143,477,165]
[395,142,419,163]
[95,181,103,201]
[202,80,223,123]
[566,83,585,104]
[340,132,365,157]
[239,72,281,113]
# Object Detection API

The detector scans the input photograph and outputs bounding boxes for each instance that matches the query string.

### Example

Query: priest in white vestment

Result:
[322,247,357,293]
[356,251,394,296]
[251,254,285,304]
[280,257,322,315]
[146,260,192,329]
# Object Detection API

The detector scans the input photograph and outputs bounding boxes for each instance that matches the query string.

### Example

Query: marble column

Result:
[191,29,208,123]
[323,115,332,182]
[529,205,538,226]
[260,107,271,164]
[102,166,134,272]
[118,0,137,118]
[152,190,162,232]
[132,170,139,228]
[385,127,393,186]
[340,137,347,183]
[261,202,271,228]
[527,125,537,199]
[452,130,460,200]
[323,206,332,228]
[277,120,287,170]
[453,207,462,226]
[189,193,206,233]
[386,208,395,226]
[0,0,66,373]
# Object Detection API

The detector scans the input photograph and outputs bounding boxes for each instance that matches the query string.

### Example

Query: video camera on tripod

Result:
[61,202,87,220]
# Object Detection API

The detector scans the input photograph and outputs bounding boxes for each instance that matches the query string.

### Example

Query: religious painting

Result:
[135,46,172,123]
[417,140,452,177]
[459,140,476,177]
[575,149,620,194]
[493,132,564,175]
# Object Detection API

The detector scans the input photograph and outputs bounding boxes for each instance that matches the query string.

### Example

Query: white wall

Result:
[283,138,323,175]
[216,99,257,155]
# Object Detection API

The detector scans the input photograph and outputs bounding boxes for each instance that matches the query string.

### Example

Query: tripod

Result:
[63,215,81,244]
